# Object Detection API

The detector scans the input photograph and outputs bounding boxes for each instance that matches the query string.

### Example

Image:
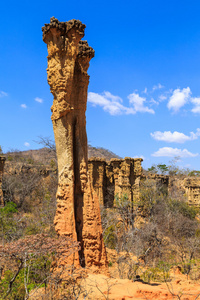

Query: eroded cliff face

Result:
[168,177,200,207]
[184,178,200,206]
[142,173,200,208]
[0,157,6,206]
[88,158,143,207]
[42,18,107,272]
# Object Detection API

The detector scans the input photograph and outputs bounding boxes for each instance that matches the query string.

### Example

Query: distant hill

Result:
[88,145,121,161]
[4,145,121,165]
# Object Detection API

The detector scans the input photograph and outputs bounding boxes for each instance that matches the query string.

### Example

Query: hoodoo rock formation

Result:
[0,156,6,206]
[184,178,200,206]
[42,18,108,271]
[88,157,143,207]
[169,177,200,207]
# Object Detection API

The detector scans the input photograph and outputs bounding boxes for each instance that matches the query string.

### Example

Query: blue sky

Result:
[1,0,200,170]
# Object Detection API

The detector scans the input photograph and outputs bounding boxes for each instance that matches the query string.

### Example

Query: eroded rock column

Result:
[111,158,143,204]
[0,157,6,206]
[88,158,106,206]
[42,18,107,271]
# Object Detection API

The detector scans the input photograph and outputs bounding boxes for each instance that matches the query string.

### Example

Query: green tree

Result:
[0,202,19,243]
[157,164,168,175]
[147,165,158,173]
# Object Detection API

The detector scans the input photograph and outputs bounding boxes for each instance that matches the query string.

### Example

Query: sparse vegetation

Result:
[101,176,200,287]
[1,147,200,298]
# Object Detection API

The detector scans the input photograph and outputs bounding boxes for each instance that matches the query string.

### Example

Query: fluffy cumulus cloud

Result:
[191,97,200,113]
[88,92,129,115]
[0,91,8,98]
[88,91,154,115]
[151,129,200,143]
[128,93,155,114]
[152,147,198,158]
[166,87,200,113]
[167,87,191,112]
[88,86,200,115]
[35,97,43,103]
[21,104,27,109]
[24,142,30,147]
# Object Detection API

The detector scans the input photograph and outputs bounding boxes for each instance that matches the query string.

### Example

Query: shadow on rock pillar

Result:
[42,18,108,273]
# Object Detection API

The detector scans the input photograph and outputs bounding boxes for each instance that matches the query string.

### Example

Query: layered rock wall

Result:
[168,177,200,207]
[183,178,200,206]
[88,157,143,207]
[42,18,107,272]
[141,173,169,193]
[0,157,6,206]
[141,173,200,207]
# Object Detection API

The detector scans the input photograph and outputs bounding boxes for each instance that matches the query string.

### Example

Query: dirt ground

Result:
[30,249,200,299]
[30,268,200,300]
[80,271,200,300]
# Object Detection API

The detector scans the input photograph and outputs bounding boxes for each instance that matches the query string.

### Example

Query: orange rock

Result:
[42,17,108,272]
[88,157,143,207]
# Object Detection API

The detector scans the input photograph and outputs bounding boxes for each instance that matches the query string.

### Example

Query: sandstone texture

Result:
[184,177,200,206]
[142,173,200,207]
[88,157,143,207]
[42,18,107,271]
[141,173,169,193]
[169,176,200,207]
[0,156,6,206]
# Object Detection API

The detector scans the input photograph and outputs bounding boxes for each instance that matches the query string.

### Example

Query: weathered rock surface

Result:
[141,173,169,192]
[88,157,143,207]
[142,173,200,207]
[184,177,200,206]
[0,156,6,206]
[42,17,108,272]
[169,176,200,206]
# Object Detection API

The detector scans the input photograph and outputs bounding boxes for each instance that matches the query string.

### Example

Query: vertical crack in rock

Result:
[42,17,108,272]
[0,156,6,207]
[88,158,143,208]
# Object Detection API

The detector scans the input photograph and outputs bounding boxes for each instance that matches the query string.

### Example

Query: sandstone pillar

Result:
[88,157,143,208]
[0,157,6,206]
[110,158,143,205]
[42,18,107,271]
[88,158,106,206]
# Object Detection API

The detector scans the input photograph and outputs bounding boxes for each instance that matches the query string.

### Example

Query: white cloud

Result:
[21,104,27,109]
[152,147,198,158]
[167,87,191,112]
[128,92,155,114]
[150,98,159,106]
[88,91,154,115]
[151,129,200,143]
[0,91,8,98]
[142,87,148,94]
[88,92,130,115]
[152,83,164,91]
[191,97,200,113]
[102,91,123,103]
[159,94,167,101]
[24,142,30,147]
[35,97,43,103]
